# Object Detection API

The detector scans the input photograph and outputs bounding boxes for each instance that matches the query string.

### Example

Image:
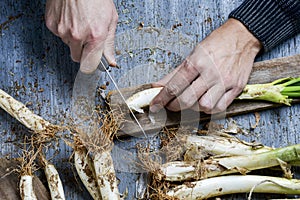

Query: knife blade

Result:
[99,57,148,138]
[71,68,101,139]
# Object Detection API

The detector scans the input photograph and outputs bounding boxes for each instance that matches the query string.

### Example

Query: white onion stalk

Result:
[74,124,120,199]
[126,87,163,113]
[184,134,273,160]
[74,148,102,200]
[73,109,121,199]
[0,89,51,131]
[40,156,65,200]
[166,175,300,199]
[19,175,37,200]
[93,151,120,200]
[158,144,300,181]
[126,77,300,113]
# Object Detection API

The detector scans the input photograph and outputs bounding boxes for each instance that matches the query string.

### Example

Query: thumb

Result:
[103,18,118,67]
[80,41,104,74]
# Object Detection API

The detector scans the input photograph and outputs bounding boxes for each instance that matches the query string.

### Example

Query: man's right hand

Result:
[45,0,118,73]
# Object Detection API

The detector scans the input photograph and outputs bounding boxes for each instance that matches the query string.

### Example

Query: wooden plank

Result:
[108,54,300,136]
[249,54,300,84]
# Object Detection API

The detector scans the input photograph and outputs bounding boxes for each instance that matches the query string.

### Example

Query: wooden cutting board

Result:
[108,54,300,137]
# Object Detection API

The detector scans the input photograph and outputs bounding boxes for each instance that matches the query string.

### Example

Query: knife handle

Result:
[98,56,110,72]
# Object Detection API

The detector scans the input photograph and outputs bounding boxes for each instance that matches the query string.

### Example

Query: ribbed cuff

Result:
[229,0,300,52]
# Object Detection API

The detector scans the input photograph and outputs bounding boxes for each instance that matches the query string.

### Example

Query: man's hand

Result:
[150,19,262,114]
[45,0,118,73]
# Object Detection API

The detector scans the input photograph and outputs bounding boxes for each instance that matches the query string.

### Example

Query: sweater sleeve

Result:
[228,0,300,51]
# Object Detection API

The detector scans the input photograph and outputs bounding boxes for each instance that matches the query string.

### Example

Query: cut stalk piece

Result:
[157,144,300,181]
[20,175,38,200]
[237,77,300,105]
[0,89,52,131]
[74,147,102,200]
[93,151,120,200]
[166,175,300,200]
[40,155,65,200]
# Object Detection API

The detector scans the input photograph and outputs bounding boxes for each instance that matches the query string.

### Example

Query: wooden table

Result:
[0,0,299,199]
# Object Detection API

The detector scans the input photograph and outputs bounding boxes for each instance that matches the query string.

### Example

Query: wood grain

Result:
[108,54,300,136]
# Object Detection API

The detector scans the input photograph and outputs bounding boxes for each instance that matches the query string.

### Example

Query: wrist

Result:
[219,18,262,56]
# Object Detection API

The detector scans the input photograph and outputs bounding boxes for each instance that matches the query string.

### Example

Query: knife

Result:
[72,56,147,139]
[98,57,148,138]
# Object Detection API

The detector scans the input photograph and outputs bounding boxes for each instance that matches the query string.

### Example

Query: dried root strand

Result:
[136,144,163,173]
[72,109,124,154]
[148,176,179,200]
[19,139,40,177]
[136,149,179,200]
[19,139,40,200]
[99,109,124,142]
[159,127,188,162]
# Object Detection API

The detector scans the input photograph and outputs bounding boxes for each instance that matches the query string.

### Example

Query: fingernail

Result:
[150,104,162,113]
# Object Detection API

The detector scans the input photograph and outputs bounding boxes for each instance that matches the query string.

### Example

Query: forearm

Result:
[229,0,300,51]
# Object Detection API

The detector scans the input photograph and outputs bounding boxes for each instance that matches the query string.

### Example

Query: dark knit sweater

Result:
[229,0,300,51]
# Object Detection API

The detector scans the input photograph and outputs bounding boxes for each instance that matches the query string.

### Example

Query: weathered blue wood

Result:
[0,0,299,199]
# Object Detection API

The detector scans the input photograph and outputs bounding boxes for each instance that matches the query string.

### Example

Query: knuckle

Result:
[45,18,54,30]
[45,19,59,36]
[236,81,246,91]
[90,27,107,41]
[69,29,84,42]
[165,84,181,97]
[232,81,246,94]
[199,99,214,113]
[214,104,226,113]
[235,86,244,94]
[183,59,200,74]
[223,75,233,85]
[180,98,194,109]
[179,93,197,109]
[57,23,66,36]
